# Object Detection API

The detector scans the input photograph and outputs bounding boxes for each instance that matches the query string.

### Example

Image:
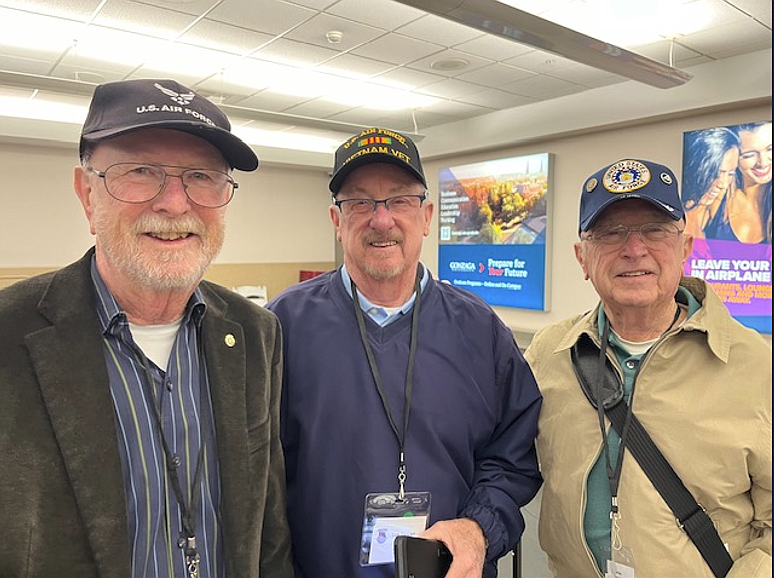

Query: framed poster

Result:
[681,121,772,334]
[437,153,551,311]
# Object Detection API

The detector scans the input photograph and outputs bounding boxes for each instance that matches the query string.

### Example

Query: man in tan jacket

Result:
[526,158,771,577]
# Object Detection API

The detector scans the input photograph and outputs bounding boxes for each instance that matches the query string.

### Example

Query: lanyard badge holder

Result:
[359,491,431,566]
[352,269,431,566]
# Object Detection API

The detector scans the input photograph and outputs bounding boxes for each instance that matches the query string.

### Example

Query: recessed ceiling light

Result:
[430,58,469,71]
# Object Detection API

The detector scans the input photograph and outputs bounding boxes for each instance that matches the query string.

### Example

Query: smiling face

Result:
[710,146,740,197]
[738,123,773,186]
[575,199,692,315]
[330,162,433,293]
[74,128,230,292]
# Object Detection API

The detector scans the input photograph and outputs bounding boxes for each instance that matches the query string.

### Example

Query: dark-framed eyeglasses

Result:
[333,194,426,216]
[583,222,684,248]
[86,162,238,208]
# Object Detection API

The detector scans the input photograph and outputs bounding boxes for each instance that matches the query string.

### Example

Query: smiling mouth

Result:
[148,232,192,241]
[371,240,398,247]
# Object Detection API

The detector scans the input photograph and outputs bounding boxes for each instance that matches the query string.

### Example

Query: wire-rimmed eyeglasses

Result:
[333,194,426,216]
[86,163,238,208]
[582,222,684,248]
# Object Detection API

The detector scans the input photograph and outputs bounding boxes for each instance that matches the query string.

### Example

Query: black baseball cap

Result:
[579,158,684,232]
[80,78,259,171]
[329,127,426,195]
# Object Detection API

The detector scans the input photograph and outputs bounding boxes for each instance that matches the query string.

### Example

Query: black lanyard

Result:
[138,333,207,577]
[350,268,422,500]
[597,305,681,520]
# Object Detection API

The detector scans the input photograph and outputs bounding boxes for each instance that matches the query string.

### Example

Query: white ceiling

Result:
[0,0,771,168]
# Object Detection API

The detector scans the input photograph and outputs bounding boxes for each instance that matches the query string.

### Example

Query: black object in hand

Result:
[394,536,453,578]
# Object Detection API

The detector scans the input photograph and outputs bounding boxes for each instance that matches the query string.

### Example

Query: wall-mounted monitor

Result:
[437,153,551,311]
[681,121,772,334]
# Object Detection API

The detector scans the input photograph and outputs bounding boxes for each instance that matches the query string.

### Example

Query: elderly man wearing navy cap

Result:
[0,78,293,578]
[267,127,543,578]
[525,159,772,578]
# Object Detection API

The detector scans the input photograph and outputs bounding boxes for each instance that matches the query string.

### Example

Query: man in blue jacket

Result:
[267,127,542,578]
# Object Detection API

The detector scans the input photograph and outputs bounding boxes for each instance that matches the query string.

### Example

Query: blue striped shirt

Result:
[91,261,225,578]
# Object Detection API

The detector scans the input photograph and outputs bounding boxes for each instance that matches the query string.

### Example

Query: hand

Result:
[420,518,486,578]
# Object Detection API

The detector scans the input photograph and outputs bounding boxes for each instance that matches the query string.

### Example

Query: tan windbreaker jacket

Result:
[525,276,771,578]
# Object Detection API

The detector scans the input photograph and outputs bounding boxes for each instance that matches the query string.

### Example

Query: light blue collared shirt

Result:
[341,264,429,327]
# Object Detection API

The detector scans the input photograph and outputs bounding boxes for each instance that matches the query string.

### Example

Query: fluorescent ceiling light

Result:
[0,93,340,153]
[233,125,341,154]
[0,7,438,112]
[0,94,87,123]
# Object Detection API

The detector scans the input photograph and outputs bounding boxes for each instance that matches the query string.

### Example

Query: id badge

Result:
[359,491,431,566]
[604,546,635,578]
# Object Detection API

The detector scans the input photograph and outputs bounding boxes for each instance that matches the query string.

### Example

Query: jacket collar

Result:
[552,276,733,363]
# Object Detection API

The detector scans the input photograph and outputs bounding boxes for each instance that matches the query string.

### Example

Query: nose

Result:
[369,201,396,228]
[151,174,191,214]
[619,228,649,255]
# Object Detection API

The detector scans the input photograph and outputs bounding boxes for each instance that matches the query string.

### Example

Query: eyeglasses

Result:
[583,222,684,248]
[87,163,238,208]
[334,194,426,216]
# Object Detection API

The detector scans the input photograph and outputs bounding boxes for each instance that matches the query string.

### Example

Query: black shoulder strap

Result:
[572,334,733,578]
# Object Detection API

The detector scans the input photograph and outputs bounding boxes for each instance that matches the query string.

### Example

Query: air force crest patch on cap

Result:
[578,158,685,232]
[602,159,651,193]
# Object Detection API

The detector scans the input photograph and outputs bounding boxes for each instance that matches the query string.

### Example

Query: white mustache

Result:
[135,216,206,236]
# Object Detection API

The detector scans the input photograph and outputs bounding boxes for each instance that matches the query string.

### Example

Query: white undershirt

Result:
[611,333,658,356]
[129,318,183,369]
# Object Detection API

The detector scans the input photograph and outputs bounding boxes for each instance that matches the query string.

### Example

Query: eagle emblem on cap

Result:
[154,83,195,105]
[603,159,651,193]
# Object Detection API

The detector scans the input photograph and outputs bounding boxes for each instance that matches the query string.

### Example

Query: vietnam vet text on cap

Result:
[329,127,426,195]
[80,78,259,171]
[579,158,684,232]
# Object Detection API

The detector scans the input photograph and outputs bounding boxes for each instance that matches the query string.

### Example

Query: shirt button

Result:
[171,455,181,468]
[166,380,173,391]
[626,360,636,370]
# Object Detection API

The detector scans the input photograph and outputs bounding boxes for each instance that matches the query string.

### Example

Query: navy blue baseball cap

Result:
[329,127,426,195]
[80,78,259,171]
[579,159,684,232]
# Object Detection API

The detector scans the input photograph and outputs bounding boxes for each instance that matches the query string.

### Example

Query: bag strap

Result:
[571,333,733,578]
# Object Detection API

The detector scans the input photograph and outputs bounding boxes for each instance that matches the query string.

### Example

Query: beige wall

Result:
[1,100,770,333]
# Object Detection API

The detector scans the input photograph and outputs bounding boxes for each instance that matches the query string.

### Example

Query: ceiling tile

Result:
[456,63,535,86]
[181,19,275,55]
[0,0,102,19]
[207,0,317,36]
[458,88,536,109]
[283,13,386,50]
[93,0,197,39]
[406,48,492,77]
[416,77,492,99]
[250,38,341,66]
[350,32,444,65]
[396,13,484,46]
[453,34,534,61]
[370,66,445,90]
[317,53,397,78]
[501,74,586,99]
[326,0,425,30]
[232,90,317,111]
